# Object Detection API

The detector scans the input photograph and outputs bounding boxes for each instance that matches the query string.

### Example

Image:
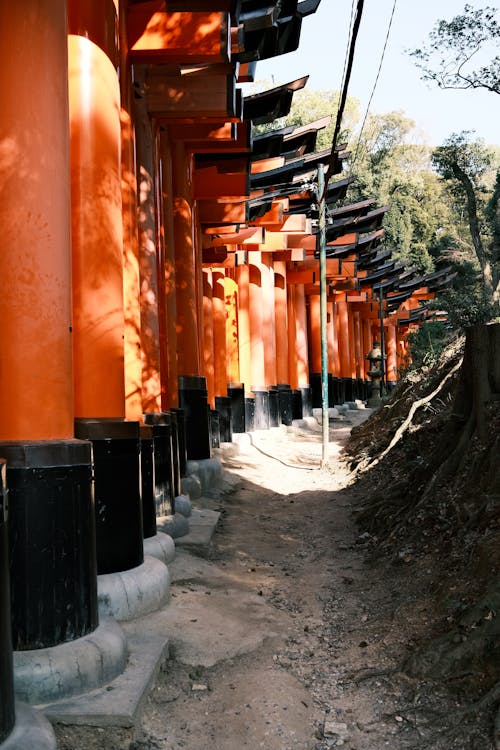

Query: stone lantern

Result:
[366,341,385,407]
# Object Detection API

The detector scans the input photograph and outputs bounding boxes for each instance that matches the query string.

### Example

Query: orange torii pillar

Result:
[69,0,145,581]
[347,305,357,402]
[135,92,162,412]
[212,270,232,441]
[274,260,288,384]
[158,128,178,409]
[227,269,246,434]
[386,324,398,388]
[362,315,373,393]
[330,301,342,404]
[202,269,215,406]
[307,293,321,407]
[261,253,277,388]
[336,301,352,404]
[294,284,312,416]
[171,140,210,458]
[353,310,363,399]
[248,251,269,429]
[0,0,99,688]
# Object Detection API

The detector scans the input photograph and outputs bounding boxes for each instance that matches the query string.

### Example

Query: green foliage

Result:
[410,4,500,94]
[432,131,493,185]
[440,286,499,327]
[407,321,449,370]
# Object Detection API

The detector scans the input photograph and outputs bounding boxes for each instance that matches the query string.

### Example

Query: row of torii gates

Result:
[0,1,453,745]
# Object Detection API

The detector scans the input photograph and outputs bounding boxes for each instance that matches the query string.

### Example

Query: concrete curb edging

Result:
[13,619,127,705]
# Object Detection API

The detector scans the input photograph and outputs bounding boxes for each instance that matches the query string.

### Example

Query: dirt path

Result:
[134,412,466,750]
[57,412,492,750]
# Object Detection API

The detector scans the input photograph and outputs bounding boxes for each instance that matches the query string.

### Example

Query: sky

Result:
[250,0,500,147]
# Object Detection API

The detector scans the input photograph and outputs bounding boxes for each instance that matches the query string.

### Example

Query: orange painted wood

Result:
[146,65,238,120]
[386,324,398,383]
[236,264,251,390]
[194,204,205,384]
[135,92,162,413]
[295,284,310,387]
[331,303,341,378]
[128,5,229,64]
[202,270,215,405]
[348,309,356,379]
[274,261,288,384]
[261,253,277,387]
[0,0,73,439]
[158,129,179,408]
[193,166,249,200]
[212,271,227,397]
[327,302,335,376]
[172,140,200,376]
[251,201,285,227]
[248,252,265,389]
[250,156,285,174]
[203,227,263,247]
[121,107,143,422]
[225,273,240,383]
[286,234,317,250]
[353,312,363,379]
[337,302,351,379]
[287,286,298,388]
[198,199,247,224]
[308,294,321,374]
[362,318,372,371]
[69,23,125,418]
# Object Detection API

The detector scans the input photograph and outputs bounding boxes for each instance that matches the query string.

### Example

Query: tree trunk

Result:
[429,323,500,486]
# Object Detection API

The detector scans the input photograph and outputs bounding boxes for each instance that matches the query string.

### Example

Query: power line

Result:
[324,0,365,191]
[352,0,399,166]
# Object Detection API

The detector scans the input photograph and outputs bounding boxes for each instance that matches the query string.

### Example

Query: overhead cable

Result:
[352,0,399,166]
[323,0,365,192]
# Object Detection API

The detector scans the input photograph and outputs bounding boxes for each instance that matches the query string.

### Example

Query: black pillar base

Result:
[1,439,97,651]
[244,398,255,432]
[253,389,269,430]
[291,389,303,420]
[178,376,211,461]
[0,460,15,742]
[210,409,220,449]
[277,384,293,426]
[169,407,187,479]
[310,373,320,408]
[227,382,245,433]
[139,425,156,540]
[342,378,355,402]
[268,388,280,427]
[299,386,313,417]
[215,396,233,442]
[144,413,175,516]
[75,420,143,577]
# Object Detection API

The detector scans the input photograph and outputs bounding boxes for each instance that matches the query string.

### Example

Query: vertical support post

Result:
[378,288,386,394]
[317,166,329,467]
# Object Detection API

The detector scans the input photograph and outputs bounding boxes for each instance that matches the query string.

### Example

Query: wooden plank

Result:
[128,5,230,64]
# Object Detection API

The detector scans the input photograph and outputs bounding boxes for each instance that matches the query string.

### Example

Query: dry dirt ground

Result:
[56,411,494,749]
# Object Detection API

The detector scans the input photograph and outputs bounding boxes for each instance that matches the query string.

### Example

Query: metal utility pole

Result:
[317,165,329,468]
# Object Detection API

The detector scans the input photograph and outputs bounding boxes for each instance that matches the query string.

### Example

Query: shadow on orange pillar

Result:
[261,253,277,387]
[274,261,288,384]
[386,324,398,384]
[248,252,265,389]
[158,129,178,409]
[236,263,251,390]
[212,270,227,397]
[69,0,126,418]
[308,294,321,376]
[337,301,351,379]
[295,284,310,387]
[202,270,215,405]
[287,286,298,389]
[331,302,341,379]
[172,140,200,377]
[225,272,240,384]
[0,1,74,439]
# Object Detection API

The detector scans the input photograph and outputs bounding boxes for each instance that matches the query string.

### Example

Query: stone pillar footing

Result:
[1,702,56,750]
[143,532,175,565]
[97,557,170,622]
[13,619,127,705]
